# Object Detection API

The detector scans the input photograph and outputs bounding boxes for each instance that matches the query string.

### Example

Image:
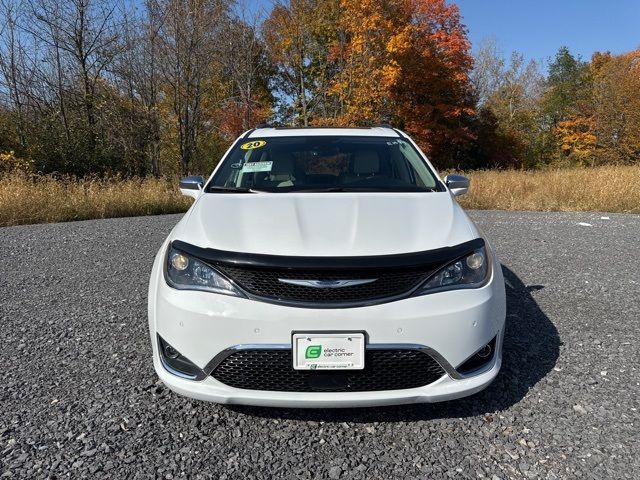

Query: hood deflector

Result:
[171,238,484,271]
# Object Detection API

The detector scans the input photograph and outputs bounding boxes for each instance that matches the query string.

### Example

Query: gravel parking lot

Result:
[1,210,639,479]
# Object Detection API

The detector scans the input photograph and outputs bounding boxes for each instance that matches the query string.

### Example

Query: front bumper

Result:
[148,243,506,408]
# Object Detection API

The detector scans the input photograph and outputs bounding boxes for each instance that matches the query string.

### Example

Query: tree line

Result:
[0,0,638,177]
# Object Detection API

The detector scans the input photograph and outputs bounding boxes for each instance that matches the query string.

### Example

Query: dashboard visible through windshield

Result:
[207,136,442,193]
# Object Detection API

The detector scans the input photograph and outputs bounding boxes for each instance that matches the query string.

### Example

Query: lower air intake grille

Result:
[211,349,446,392]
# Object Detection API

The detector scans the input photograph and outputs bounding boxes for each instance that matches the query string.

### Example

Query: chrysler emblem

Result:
[277,278,377,288]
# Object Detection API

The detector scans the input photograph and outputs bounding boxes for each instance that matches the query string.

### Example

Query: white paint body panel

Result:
[174,192,475,256]
[148,128,506,407]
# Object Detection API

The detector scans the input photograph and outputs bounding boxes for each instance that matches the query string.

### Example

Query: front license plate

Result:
[292,333,365,370]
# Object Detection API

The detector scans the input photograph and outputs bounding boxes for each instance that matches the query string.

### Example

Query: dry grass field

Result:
[0,174,191,227]
[0,165,638,226]
[455,165,640,214]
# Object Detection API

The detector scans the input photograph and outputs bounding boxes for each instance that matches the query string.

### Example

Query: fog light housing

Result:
[157,335,204,380]
[164,344,180,359]
[477,344,492,358]
[456,336,497,375]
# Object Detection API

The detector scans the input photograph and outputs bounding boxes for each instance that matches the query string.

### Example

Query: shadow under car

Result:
[224,265,560,422]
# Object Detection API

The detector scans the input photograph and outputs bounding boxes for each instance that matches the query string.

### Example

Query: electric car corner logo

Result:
[305,345,322,359]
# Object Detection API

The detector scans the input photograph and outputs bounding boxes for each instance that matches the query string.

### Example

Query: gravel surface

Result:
[1,211,639,479]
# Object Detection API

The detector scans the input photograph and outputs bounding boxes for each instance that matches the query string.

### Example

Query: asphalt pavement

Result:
[1,210,638,479]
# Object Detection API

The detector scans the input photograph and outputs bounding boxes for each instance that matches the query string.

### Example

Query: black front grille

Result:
[217,266,432,305]
[211,349,446,392]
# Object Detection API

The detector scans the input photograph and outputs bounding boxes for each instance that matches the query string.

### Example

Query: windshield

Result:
[206,136,441,193]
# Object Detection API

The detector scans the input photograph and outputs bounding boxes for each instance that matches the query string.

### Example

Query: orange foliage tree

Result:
[328,0,401,124]
[552,49,640,167]
[591,50,640,165]
[327,0,475,165]
[555,116,597,166]
[389,0,475,163]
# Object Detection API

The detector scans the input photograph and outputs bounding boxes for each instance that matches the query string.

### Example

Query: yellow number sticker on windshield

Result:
[240,140,267,150]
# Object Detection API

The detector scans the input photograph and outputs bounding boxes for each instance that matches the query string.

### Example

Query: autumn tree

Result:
[111,0,165,176]
[591,49,640,165]
[388,0,476,165]
[263,0,310,125]
[154,0,230,174]
[471,43,545,168]
[263,0,339,126]
[0,0,28,150]
[2,0,638,176]
[471,37,505,107]
[217,14,273,137]
[0,0,131,173]
[29,0,120,152]
[554,116,597,166]
[329,0,400,125]
[537,47,595,165]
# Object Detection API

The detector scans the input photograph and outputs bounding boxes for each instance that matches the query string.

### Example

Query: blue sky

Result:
[455,0,640,64]
[251,0,639,66]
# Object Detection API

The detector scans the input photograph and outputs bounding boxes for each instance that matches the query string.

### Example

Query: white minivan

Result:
[148,126,506,408]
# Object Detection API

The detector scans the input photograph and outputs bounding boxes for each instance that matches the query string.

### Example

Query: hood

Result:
[173,192,476,257]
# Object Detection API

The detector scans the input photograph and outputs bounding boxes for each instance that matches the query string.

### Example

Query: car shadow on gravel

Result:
[227,265,560,422]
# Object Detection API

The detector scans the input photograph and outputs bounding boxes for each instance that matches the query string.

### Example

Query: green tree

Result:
[539,47,597,165]
[544,47,589,126]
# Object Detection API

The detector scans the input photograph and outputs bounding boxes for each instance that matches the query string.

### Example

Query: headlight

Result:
[166,246,244,297]
[416,247,490,295]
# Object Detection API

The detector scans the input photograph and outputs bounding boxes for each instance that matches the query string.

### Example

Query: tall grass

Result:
[455,165,640,214]
[0,174,191,227]
[0,165,638,227]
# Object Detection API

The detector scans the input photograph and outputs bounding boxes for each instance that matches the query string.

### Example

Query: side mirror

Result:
[179,175,204,199]
[444,174,469,197]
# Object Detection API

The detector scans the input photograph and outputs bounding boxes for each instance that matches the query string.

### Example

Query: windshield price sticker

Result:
[242,161,273,173]
[240,140,267,150]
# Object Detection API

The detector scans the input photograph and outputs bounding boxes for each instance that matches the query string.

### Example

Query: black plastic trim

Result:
[157,335,206,381]
[167,238,486,308]
[455,335,497,376]
[209,346,447,392]
[391,127,404,138]
[171,238,484,272]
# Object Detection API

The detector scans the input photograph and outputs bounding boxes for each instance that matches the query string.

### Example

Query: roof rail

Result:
[255,122,271,129]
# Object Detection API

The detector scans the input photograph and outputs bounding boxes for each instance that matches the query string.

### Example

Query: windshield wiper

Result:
[207,186,269,193]
[292,186,438,193]
[208,185,437,193]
